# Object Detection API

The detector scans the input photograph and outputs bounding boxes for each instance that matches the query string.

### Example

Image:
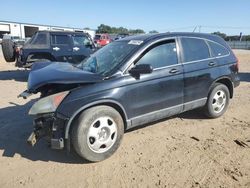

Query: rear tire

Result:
[2,39,15,62]
[71,106,124,162]
[204,83,230,118]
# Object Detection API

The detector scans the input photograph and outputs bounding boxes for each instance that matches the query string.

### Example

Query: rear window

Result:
[208,41,229,57]
[30,33,47,45]
[94,35,101,40]
[181,38,210,62]
[51,35,70,45]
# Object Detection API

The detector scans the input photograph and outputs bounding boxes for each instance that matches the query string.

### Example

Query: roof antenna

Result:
[193,26,197,32]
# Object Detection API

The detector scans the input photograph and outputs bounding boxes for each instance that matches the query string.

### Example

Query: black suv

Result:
[2,31,96,68]
[21,32,240,162]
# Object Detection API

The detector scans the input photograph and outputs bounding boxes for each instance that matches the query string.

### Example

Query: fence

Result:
[227,41,250,50]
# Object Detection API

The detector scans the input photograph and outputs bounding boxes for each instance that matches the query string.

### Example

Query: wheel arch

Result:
[27,52,56,62]
[210,76,234,98]
[64,100,129,139]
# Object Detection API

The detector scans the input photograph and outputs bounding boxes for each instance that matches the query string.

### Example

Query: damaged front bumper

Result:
[18,90,32,99]
[27,113,69,150]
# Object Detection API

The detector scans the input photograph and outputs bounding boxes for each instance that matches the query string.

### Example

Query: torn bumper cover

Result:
[27,113,68,149]
[18,90,32,99]
[25,91,70,149]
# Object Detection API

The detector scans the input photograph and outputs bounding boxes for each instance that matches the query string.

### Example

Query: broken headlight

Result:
[29,91,69,115]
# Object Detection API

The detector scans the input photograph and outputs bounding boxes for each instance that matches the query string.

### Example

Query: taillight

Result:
[236,57,239,72]
[15,47,21,55]
[232,51,239,72]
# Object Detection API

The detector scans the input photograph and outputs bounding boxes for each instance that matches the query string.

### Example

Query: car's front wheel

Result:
[71,105,124,162]
[204,83,230,118]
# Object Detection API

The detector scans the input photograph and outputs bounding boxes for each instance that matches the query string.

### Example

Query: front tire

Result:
[204,83,230,118]
[71,106,124,162]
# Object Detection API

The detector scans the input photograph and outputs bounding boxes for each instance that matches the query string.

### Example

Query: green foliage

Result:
[149,30,159,34]
[96,24,145,34]
[211,31,250,41]
[212,31,227,39]
[245,35,250,41]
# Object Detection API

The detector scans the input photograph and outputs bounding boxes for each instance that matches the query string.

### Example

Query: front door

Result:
[124,39,184,127]
[71,34,94,64]
[50,34,73,62]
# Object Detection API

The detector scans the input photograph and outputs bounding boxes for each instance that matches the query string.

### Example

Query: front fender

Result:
[63,99,129,139]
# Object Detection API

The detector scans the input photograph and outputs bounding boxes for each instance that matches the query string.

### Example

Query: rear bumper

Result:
[28,113,69,149]
[15,55,25,67]
[15,55,32,68]
[233,74,240,88]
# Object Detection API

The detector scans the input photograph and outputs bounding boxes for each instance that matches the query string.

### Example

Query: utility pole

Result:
[193,26,197,32]
[198,25,201,33]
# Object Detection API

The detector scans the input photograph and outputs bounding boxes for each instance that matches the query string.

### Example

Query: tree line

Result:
[96,24,160,34]
[96,24,156,34]
[96,24,250,41]
[212,32,250,41]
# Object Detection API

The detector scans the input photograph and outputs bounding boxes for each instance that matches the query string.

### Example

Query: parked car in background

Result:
[114,33,129,40]
[21,32,240,162]
[1,31,96,68]
[94,33,112,47]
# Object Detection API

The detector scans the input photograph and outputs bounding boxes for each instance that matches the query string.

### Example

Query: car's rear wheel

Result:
[1,39,16,62]
[204,83,230,118]
[71,105,124,162]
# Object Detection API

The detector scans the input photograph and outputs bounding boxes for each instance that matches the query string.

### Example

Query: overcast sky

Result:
[1,0,250,35]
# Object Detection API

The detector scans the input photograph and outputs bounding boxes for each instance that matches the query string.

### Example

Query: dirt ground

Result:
[0,46,249,188]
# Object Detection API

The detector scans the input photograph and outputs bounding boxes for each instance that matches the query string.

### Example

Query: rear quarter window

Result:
[208,41,230,57]
[181,38,210,62]
[30,33,47,45]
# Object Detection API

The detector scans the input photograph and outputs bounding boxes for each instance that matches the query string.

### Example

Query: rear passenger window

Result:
[181,38,210,62]
[208,41,229,57]
[51,35,70,45]
[136,40,178,69]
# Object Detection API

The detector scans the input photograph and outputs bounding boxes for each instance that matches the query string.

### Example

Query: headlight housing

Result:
[29,91,69,115]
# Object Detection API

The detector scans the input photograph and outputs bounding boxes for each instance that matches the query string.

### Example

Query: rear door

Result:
[179,37,219,111]
[71,34,94,63]
[50,34,73,62]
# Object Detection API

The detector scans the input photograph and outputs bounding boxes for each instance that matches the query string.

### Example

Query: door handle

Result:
[73,47,80,51]
[208,62,216,66]
[169,68,180,74]
[53,47,60,51]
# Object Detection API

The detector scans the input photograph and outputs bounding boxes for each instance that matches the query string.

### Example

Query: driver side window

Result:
[136,40,178,69]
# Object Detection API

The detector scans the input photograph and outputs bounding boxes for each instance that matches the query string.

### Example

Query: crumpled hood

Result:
[28,62,103,92]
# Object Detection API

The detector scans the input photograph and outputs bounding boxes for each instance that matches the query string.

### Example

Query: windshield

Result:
[77,41,139,76]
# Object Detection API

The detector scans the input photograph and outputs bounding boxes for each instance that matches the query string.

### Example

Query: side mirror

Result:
[129,64,153,79]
